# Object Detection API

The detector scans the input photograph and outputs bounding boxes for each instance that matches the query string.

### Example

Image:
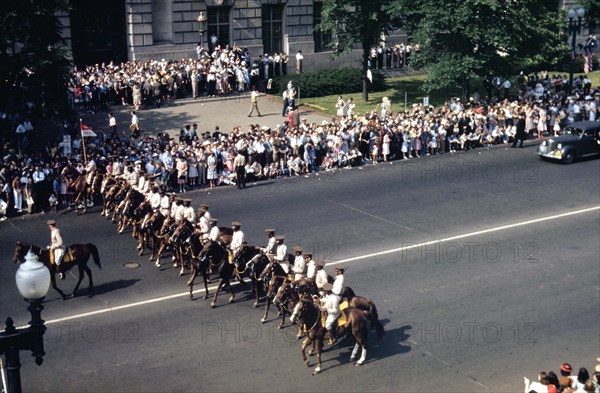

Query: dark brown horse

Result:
[259,261,290,326]
[290,298,384,374]
[60,166,92,214]
[232,244,272,307]
[13,241,101,300]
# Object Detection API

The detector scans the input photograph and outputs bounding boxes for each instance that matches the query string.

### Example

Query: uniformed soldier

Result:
[319,282,340,342]
[129,164,139,186]
[304,252,315,281]
[230,221,245,258]
[85,159,96,185]
[207,218,220,242]
[200,204,211,220]
[315,259,328,296]
[47,219,66,279]
[274,236,289,273]
[150,187,161,211]
[159,188,171,216]
[292,245,305,281]
[332,263,345,298]
[260,228,276,254]
[197,206,209,234]
[183,199,196,223]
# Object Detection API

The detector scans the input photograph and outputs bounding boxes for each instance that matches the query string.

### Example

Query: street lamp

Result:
[197,12,208,50]
[0,250,51,393]
[567,5,586,93]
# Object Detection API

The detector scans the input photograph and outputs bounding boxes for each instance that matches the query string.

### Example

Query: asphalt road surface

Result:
[1,142,599,392]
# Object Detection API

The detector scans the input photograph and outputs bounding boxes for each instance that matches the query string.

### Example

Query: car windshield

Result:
[562,126,583,136]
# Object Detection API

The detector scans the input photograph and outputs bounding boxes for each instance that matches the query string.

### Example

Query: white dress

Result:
[206,155,217,180]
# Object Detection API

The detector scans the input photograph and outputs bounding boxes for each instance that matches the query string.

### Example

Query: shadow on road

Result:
[87,278,140,297]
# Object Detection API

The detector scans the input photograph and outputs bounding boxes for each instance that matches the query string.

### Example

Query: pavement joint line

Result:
[38,205,600,326]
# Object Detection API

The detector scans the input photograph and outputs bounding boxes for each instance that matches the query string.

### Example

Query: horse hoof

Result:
[228,297,235,304]
[355,362,363,367]
[304,361,310,367]
[350,356,356,362]
[179,272,184,277]
[308,350,314,356]
[277,312,282,317]
[253,302,258,308]
[138,252,143,257]
[210,302,216,308]
[313,367,321,375]
[203,294,208,300]
[277,325,284,330]
[261,318,266,324]
[296,335,302,340]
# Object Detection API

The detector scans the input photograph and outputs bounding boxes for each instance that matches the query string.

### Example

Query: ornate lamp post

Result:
[567,6,586,93]
[197,12,208,50]
[0,250,51,393]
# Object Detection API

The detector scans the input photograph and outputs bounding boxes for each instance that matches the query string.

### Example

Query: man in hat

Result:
[248,86,262,117]
[315,259,328,296]
[197,206,209,234]
[274,235,289,273]
[304,252,315,281]
[183,199,196,224]
[319,282,339,343]
[332,263,345,298]
[47,219,66,279]
[230,222,245,259]
[159,188,170,216]
[207,218,220,242]
[200,203,211,220]
[260,228,276,254]
[292,245,305,281]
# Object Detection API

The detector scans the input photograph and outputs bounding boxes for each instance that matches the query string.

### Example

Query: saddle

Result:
[49,247,75,265]
[320,298,349,330]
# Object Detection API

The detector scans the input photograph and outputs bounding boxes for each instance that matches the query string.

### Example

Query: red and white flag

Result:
[80,123,97,137]
[583,50,594,74]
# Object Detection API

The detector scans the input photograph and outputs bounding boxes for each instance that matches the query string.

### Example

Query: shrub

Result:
[270,68,386,98]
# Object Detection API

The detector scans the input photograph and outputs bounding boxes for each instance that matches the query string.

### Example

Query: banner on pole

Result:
[80,123,97,137]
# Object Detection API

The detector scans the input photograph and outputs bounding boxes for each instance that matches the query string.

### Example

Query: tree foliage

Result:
[317,0,403,101]
[0,0,70,115]
[400,0,566,97]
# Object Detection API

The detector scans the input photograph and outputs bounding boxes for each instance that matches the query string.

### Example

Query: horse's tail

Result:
[366,310,385,340]
[88,244,102,270]
[368,299,379,321]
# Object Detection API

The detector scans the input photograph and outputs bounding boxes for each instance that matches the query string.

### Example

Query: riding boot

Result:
[57,265,65,280]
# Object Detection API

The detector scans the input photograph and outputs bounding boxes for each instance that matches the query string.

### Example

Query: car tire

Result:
[562,151,575,164]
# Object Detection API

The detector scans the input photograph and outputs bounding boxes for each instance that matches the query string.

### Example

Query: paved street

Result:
[1,98,599,392]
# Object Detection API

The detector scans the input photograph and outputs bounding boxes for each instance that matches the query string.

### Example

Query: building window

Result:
[207,7,230,49]
[262,4,284,54]
[313,2,332,52]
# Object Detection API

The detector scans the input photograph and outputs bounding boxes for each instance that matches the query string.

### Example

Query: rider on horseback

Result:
[292,245,306,282]
[319,282,340,344]
[332,263,345,299]
[197,206,209,234]
[274,236,289,274]
[315,259,328,296]
[47,219,66,279]
[260,228,276,254]
[230,222,245,261]
[305,252,315,281]
[206,218,220,242]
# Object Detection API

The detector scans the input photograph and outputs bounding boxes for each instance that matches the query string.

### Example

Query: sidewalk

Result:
[77,94,332,140]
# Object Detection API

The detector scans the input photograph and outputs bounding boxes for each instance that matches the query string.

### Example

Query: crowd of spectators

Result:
[524,361,600,393]
[66,45,292,112]
[1,53,599,220]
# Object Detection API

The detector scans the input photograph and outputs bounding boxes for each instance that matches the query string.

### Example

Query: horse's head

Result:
[290,298,313,324]
[273,279,292,306]
[13,241,30,264]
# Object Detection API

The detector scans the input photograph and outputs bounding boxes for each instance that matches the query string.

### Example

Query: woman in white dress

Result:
[206,151,217,189]
[537,105,547,138]
[187,152,198,188]
[335,96,345,117]
[382,132,391,161]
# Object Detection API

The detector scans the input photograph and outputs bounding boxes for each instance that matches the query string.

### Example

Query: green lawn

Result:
[300,70,600,115]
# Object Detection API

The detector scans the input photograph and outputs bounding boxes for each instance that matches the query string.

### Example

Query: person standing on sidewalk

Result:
[234,151,246,189]
[248,87,262,117]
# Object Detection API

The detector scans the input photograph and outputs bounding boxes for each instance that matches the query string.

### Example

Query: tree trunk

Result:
[362,46,369,102]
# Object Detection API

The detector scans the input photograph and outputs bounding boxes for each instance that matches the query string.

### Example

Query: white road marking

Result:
[44,205,599,325]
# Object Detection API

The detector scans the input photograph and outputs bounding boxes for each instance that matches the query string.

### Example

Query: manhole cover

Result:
[123,262,141,269]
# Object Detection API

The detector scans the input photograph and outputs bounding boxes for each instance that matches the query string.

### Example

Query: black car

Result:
[538,121,600,164]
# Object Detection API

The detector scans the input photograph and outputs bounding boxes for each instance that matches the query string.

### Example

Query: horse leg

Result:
[225,279,235,304]
[211,279,224,308]
[155,243,165,267]
[83,264,94,290]
[300,337,311,367]
[357,345,367,366]
[261,299,270,323]
[51,272,67,300]
[296,324,303,340]
[187,267,197,299]
[71,265,85,297]
[202,271,209,299]
[350,342,360,362]
[253,279,260,308]
[313,339,323,375]
[278,308,286,330]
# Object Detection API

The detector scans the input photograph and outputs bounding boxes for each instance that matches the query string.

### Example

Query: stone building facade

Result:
[60,0,405,71]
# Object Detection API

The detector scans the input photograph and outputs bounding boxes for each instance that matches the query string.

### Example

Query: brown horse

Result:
[290,298,384,374]
[13,241,101,300]
[60,166,92,214]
